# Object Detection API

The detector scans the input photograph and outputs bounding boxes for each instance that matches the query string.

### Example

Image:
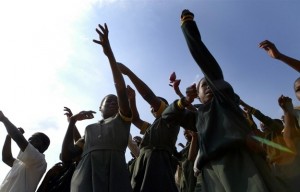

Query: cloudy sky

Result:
[0,0,299,185]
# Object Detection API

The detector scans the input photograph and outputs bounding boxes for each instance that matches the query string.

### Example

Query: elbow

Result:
[2,156,13,167]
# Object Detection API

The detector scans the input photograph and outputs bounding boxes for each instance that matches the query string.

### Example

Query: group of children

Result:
[0,9,300,192]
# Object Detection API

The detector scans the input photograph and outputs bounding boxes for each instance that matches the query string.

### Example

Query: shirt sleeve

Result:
[18,143,45,167]
[119,110,133,122]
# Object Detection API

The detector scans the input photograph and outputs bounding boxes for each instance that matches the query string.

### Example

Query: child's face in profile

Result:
[197,79,213,104]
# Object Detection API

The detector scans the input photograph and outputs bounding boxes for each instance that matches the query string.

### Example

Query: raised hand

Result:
[278,95,294,113]
[127,85,136,100]
[169,72,183,98]
[93,23,111,56]
[64,107,73,122]
[185,83,198,104]
[259,40,281,59]
[71,111,96,121]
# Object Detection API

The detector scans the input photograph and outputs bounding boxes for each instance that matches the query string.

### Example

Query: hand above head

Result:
[169,72,182,96]
[71,111,96,121]
[127,85,136,100]
[93,23,111,56]
[278,95,294,113]
[185,83,198,104]
[64,107,73,122]
[259,40,282,59]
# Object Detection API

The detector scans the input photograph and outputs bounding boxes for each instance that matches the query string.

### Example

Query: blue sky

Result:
[0,0,299,184]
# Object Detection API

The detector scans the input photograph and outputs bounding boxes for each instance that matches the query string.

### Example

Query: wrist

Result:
[177,97,189,110]
[276,52,284,60]
[70,117,77,124]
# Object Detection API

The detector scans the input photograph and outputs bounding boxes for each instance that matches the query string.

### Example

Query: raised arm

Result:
[64,107,81,142]
[2,135,14,167]
[118,62,161,112]
[127,133,140,158]
[187,130,198,161]
[240,99,283,133]
[180,9,224,82]
[0,111,28,152]
[169,72,197,112]
[127,85,150,134]
[259,40,300,73]
[278,95,300,150]
[61,110,95,162]
[93,24,131,117]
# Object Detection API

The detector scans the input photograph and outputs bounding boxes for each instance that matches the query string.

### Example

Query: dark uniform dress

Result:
[178,143,197,192]
[131,102,181,192]
[71,113,132,192]
[178,9,287,192]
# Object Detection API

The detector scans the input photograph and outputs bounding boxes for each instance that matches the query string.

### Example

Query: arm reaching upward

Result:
[61,110,95,162]
[2,135,14,167]
[259,40,300,73]
[93,24,131,117]
[127,85,150,134]
[278,95,300,150]
[0,111,28,152]
[118,62,161,112]
[181,10,224,82]
[64,107,81,142]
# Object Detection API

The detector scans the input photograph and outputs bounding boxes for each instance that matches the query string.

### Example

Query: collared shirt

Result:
[0,143,47,192]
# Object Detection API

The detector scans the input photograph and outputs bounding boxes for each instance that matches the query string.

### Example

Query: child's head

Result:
[28,132,50,153]
[294,77,300,101]
[197,78,213,104]
[99,94,119,119]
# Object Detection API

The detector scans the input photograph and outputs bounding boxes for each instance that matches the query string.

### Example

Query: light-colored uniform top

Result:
[0,143,47,192]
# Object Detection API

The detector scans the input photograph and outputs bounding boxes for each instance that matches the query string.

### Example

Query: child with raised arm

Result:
[118,63,184,192]
[172,9,286,191]
[61,23,132,192]
[275,95,300,192]
[0,112,50,192]
[259,40,300,73]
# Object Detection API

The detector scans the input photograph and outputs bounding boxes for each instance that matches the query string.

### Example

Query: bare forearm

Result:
[126,70,157,103]
[2,117,21,140]
[278,54,300,73]
[107,51,131,115]
[61,119,77,161]
[188,135,198,161]
[2,135,14,167]
[73,125,81,143]
[1,117,27,151]
[283,110,298,143]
